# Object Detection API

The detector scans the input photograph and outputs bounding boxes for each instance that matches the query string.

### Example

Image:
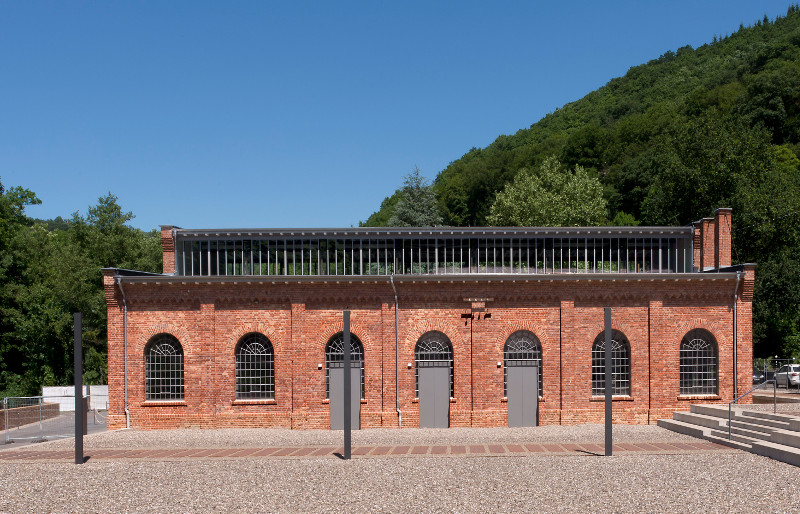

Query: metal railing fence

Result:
[728,381,776,440]
[2,395,88,444]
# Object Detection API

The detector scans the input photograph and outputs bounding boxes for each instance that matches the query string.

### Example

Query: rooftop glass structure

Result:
[171,226,695,277]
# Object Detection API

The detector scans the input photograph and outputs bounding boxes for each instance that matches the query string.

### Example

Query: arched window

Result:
[591,330,631,396]
[680,329,718,396]
[235,333,274,400]
[145,334,184,401]
[415,331,454,398]
[325,333,364,399]
[504,330,543,397]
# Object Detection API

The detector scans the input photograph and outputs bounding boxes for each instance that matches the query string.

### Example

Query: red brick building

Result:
[103,208,754,430]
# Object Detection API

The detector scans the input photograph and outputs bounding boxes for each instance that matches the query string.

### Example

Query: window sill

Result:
[677,395,721,401]
[590,396,634,402]
[501,397,545,403]
[322,399,367,404]
[233,399,276,405]
[141,400,187,407]
[412,398,456,404]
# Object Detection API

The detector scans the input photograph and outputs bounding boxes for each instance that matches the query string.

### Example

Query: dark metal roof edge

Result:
[116,272,738,284]
[705,264,757,273]
[102,268,166,277]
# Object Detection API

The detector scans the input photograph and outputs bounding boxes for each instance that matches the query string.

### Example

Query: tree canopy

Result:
[487,157,607,226]
[0,183,161,397]
[382,166,442,227]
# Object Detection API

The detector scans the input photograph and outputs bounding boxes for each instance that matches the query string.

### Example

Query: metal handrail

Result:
[728,380,776,440]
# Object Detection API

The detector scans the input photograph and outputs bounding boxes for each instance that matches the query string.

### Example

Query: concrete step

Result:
[751,440,800,467]
[690,404,736,419]
[733,415,791,431]
[741,410,797,423]
[742,410,800,431]
[728,419,780,435]
[715,423,776,442]
[662,404,800,468]
[704,433,753,451]
[709,429,757,447]
[673,411,726,430]
[689,404,794,431]
[769,429,800,449]
[656,418,710,439]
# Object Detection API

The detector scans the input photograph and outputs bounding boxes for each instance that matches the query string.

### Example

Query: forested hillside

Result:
[365,7,800,359]
[2,10,800,398]
[0,186,161,397]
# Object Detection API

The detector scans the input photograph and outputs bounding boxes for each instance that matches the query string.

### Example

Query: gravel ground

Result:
[17,424,700,450]
[2,451,799,512]
[3,424,800,512]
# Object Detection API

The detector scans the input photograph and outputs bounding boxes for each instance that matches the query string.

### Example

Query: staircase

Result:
[658,404,800,467]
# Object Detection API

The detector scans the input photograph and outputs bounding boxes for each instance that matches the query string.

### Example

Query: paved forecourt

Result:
[0,439,734,462]
[0,424,736,462]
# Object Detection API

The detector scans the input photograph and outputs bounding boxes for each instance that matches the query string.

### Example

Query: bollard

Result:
[604,307,612,457]
[4,397,8,444]
[343,310,351,460]
[74,312,84,464]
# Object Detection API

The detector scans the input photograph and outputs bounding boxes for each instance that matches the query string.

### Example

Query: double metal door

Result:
[329,365,361,430]
[507,365,538,427]
[418,364,450,428]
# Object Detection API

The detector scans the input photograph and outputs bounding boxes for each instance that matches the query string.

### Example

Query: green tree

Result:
[487,157,607,226]
[0,189,161,397]
[360,193,400,227]
[0,178,42,396]
[387,166,443,227]
[753,253,800,359]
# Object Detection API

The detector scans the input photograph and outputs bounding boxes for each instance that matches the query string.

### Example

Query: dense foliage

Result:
[364,7,800,359]
[0,183,161,397]
[385,167,442,227]
[487,157,607,227]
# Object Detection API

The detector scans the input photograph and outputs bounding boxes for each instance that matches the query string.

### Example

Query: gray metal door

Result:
[508,365,538,427]
[419,365,450,428]
[329,365,361,430]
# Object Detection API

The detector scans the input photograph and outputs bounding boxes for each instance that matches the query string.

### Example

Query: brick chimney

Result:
[160,225,178,275]
[700,217,716,271]
[715,208,732,268]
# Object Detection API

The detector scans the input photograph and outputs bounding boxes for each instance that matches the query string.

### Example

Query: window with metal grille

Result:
[235,333,274,400]
[145,334,184,401]
[591,330,631,396]
[503,330,543,397]
[325,333,364,399]
[415,331,454,398]
[680,329,718,396]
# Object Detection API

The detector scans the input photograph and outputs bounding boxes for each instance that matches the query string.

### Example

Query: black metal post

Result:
[604,307,612,457]
[343,310,351,460]
[74,312,84,464]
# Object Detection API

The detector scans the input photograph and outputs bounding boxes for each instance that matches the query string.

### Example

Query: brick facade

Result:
[105,211,754,430]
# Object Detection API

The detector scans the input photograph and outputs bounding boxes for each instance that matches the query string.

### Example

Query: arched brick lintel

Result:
[674,318,727,348]
[226,323,283,355]
[139,324,191,352]
[315,317,374,355]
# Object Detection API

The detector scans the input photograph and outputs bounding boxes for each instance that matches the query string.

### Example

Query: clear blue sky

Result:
[2,1,795,230]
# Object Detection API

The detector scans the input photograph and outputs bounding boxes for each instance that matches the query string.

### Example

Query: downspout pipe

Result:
[390,275,402,427]
[116,276,131,429]
[733,271,742,402]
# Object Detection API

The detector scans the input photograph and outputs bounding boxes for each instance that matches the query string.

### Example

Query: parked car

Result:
[775,364,800,387]
[753,370,766,384]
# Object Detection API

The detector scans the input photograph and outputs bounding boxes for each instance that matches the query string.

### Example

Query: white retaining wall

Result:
[41,386,108,411]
